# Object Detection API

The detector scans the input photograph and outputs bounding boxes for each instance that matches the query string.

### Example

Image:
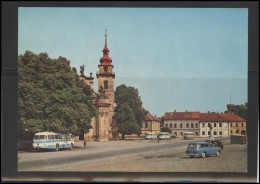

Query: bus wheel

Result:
[55,144,59,151]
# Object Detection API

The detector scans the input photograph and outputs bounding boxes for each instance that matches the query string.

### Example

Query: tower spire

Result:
[105,29,107,45]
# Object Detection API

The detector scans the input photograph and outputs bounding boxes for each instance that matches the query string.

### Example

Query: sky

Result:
[18,8,248,117]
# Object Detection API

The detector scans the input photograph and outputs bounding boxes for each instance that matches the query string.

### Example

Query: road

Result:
[18,138,247,172]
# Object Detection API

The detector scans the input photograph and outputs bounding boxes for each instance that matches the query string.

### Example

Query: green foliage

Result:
[18,51,97,139]
[161,127,172,133]
[114,84,148,139]
[232,102,248,120]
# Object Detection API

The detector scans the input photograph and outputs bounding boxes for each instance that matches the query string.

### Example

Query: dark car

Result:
[205,140,224,150]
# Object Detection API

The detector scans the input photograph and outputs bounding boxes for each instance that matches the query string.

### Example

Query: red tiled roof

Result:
[163,111,246,122]
[200,113,228,122]
[145,114,160,122]
[163,112,200,120]
[222,113,246,122]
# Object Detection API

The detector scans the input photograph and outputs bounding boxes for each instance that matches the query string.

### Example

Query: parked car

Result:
[205,139,224,150]
[186,141,222,158]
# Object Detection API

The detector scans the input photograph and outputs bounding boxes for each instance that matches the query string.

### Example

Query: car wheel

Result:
[55,144,59,151]
[201,152,206,158]
[216,151,220,157]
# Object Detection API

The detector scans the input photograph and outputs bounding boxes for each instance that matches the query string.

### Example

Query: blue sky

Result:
[18,8,248,116]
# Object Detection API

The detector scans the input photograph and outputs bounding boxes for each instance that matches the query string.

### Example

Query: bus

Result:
[145,132,157,139]
[32,131,73,151]
[183,132,194,140]
[158,132,171,140]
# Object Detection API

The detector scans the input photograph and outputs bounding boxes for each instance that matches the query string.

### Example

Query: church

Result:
[79,31,115,141]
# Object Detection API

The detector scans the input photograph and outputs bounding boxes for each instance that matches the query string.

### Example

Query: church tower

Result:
[95,30,115,141]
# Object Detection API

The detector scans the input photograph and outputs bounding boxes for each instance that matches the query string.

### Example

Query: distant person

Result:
[83,139,87,148]
[157,134,160,143]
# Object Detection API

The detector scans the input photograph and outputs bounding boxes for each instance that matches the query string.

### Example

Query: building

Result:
[141,114,161,136]
[80,31,115,141]
[223,113,247,135]
[199,112,230,138]
[163,111,200,137]
[162,106,246,138]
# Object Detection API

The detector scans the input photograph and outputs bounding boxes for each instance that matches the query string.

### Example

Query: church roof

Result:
[100,30,112,64]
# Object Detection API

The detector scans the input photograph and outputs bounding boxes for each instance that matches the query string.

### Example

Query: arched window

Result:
[104,80,108,89]
[202,131,205,135]
[213,131,217,135]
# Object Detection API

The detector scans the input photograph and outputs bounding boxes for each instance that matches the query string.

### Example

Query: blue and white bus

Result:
[32,131,74,151]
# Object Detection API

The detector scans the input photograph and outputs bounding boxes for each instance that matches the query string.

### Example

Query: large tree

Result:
[114,84,148,139]
[232,102,248,121]
[18,51,97,139]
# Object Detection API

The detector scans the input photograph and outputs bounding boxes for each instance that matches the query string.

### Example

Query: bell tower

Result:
[95,30,115,141]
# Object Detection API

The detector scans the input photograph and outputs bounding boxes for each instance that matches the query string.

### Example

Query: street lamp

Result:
[208,124,213,139]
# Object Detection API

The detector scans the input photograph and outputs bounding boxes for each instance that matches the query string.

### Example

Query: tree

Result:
[161,127,172,134]
[18,51,97,139]
[232,102,248,120]
[114,84,148,139]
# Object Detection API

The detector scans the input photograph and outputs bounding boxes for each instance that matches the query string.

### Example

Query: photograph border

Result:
[2,1,259,182]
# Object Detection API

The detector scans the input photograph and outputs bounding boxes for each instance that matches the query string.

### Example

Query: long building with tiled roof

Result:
[162,105,246,138]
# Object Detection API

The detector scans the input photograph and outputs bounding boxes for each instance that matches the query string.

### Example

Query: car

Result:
[186,141,222,158]
[205,139,224,150]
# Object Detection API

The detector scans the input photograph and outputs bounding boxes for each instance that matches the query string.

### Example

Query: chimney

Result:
[174,110,176,112]
[186,110,188,112]
[208,111,210,113]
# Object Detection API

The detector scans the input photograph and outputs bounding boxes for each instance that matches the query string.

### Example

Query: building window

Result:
[191,123,194,128]
[202,123,205,128]
[213,131,217,135]
[145,123,148,128]
[180,123,183,128]
[230,130,233,134]
[186,124,189,128]
[236,123,238,127]
[236,130,239,134]
[195,123,198,128]
[219,131,222,136]
[219,123,222,127]
[241,123,244,127]
[202,131,205,135]
[180,132,183,136]
[195,132,198,136]
[208,131,210,135]
[170,124,172,128]
[104,80,108,89]
[214,123,216,127]
[166,124,168,128]
[174,124,177,128]
[230,123,232,127]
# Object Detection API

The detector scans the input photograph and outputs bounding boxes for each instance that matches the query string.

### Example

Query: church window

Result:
[104,80,108,89]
